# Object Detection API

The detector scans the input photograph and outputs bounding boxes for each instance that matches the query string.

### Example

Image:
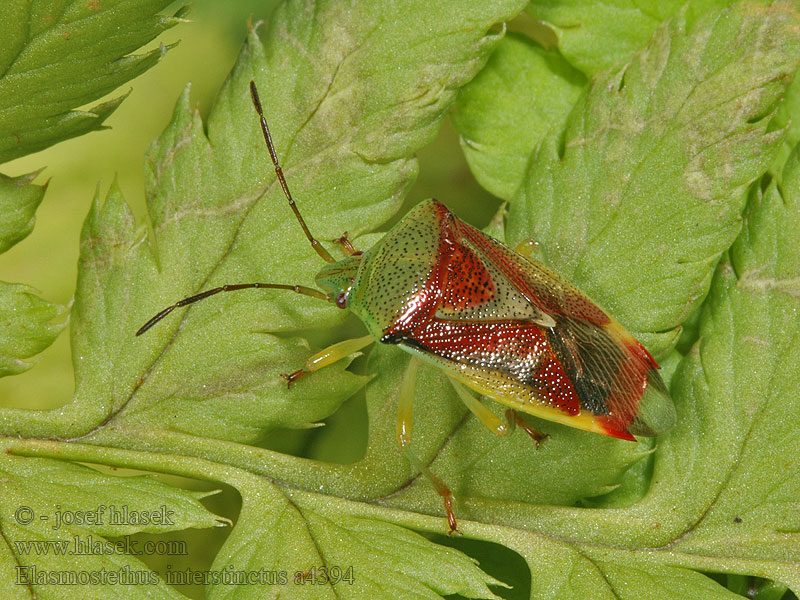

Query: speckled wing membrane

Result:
[374,200,671,440]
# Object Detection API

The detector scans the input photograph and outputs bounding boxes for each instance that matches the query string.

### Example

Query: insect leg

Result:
[504,409,549,449]
[334,232,359,256]
[448,379,510,436]
[448,379,548,448]
[396,359,459,535]
[283,335,373,386]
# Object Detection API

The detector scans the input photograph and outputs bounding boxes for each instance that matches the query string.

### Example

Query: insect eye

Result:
[335,292,348,309]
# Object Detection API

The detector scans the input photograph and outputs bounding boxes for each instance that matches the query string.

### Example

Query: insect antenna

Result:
[249,80,335,264]
[135,283,330,336]
[136,82,344,337]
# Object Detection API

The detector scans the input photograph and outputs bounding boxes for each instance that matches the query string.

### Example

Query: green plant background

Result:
[0,0,275,408]
[1,1,799,599]
[0,0,500,411]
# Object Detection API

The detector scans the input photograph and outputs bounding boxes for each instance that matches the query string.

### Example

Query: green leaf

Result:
[769,70,800,174]
[0,282,66,377]
[0,453,226,599]
[0,171,45,253]
[663,147,800,573]
[0,0,187,383]
[0,0,184,163]
[451,33,586,202]
[209,475,504,600]
[26,0,524,445]
[507,1,800,355]
[68,178,370,443]
[1,0,528,597]
[526,0,732,75]
[3,1,800,599]
[426,145,800,599]
[0,172,65,379]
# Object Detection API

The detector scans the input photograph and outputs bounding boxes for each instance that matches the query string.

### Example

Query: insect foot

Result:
[281,369,306,388]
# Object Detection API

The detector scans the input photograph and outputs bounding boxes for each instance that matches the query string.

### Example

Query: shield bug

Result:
[137,80,676,534]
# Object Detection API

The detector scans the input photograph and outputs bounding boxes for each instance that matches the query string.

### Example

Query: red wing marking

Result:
[405,319,581,415]
[625,336,659,369]
[440,243,496,311]
[600,423,637,441]
[458,221,610,326]
[380,201,664,438]
[598,338,653,436]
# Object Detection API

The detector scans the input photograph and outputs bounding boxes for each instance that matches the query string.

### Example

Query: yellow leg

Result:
[449,378,549,448]
[396,359,460,534]
[334,232,358,255]
[504,409,549,448]
[449,379,510,436]
[283,335,373,386]
[395,358,420,447]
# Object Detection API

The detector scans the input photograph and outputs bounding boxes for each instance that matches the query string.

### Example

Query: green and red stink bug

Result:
[138,81,676,534]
